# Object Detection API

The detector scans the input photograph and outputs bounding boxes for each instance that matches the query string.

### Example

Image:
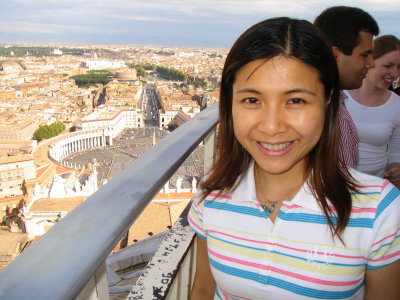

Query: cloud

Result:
[1,0,399,47]
[0,21,124,35]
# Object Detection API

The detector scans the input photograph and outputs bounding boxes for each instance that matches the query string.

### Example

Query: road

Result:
[64,83,204,188]
[141,84,160,127]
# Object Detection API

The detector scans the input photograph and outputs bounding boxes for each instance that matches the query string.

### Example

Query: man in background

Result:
[314,6,379,168]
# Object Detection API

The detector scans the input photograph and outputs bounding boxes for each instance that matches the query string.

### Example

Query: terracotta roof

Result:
[0,154,34,164]
[153,192,194,200]
[127,201,189,245]
[28,197,86,213]
[0,194,25,202]
[0,227,29,270]
[36,164,51,178]
[55,166,74,175]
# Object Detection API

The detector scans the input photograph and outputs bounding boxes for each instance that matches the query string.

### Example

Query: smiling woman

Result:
[188,17,400,300]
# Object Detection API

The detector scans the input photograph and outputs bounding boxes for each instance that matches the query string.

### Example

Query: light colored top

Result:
[188,162,400,299]
[344,90,400,177]
[339,91,359,168]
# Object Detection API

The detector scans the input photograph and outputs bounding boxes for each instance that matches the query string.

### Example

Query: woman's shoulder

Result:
[390,90,400,99]
[194,163,256,204]
[349,168,399,206]
[191,174,234,205]
[350,168,388,191]
[384,91,400,108]
[385,92,400,123]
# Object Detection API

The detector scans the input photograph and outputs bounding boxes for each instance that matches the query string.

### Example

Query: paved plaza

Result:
[64,126,204,189]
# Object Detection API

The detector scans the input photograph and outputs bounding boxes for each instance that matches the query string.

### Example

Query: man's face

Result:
[335,31,375,90]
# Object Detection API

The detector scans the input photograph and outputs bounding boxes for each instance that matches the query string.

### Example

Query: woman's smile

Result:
[257,140,295,154]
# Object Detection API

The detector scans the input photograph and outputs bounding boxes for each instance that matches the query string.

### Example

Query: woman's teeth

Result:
[260,142,292,151]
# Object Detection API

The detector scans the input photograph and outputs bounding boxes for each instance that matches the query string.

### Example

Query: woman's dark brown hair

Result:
[200,17,358,240]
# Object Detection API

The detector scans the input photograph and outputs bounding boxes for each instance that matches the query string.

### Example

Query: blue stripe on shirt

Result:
[279,211,374,228]
[210,258,363,299]
[377,187,400,219]
[205,200,375,228]
[205,200,262,217]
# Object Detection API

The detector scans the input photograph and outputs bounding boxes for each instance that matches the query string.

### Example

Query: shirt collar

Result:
[230,160,257,203]
[290,182,321,211]
[339,90,348,104]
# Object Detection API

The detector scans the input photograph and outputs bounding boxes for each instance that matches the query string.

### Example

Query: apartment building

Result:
[0,154,35,199]
[75,108,144,137]
[0,117,38,141]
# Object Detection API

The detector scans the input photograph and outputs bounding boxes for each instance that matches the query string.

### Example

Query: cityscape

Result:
[0,43,226,296]
[2,2,399,297]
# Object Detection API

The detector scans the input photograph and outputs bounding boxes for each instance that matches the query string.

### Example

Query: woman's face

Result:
[366,49,400,90]
[231,56,327,178]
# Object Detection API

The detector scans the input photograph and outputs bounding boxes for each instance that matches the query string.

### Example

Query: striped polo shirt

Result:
[188,162,400,299]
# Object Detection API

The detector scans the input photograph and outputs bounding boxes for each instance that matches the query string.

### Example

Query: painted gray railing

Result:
[0,102,219,300]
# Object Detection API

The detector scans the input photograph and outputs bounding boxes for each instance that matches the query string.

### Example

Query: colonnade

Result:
[48,129,113,165]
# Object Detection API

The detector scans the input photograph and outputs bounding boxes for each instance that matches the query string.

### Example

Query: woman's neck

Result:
[349,82,391,107]
[254,164,304,204]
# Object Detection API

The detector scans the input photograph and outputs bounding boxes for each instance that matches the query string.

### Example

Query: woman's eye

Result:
[288,98,305,104]
[243,97,260,104]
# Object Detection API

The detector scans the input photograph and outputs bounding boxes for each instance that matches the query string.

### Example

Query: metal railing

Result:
[0,103,219,300]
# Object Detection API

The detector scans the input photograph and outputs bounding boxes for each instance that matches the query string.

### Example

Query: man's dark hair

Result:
[314,6,379,55]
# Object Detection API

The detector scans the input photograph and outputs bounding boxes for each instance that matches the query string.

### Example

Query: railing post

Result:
[203,128,216,174]
[76,262,109,300]
[127,205,196,300]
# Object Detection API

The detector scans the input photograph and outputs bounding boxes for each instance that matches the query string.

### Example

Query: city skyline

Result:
[1,0,399,48]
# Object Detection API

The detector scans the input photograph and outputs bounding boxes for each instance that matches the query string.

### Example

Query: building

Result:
[159,109,191,129]
[83,60,127,70]
[106,81,142,108]
[75,108,144,137]
[0,226,29,271]
[0,117,39,141]
[0,154,36,199]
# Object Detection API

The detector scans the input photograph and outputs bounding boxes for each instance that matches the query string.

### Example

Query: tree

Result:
[136,66,147,78]
[33,122,65,141]
[70,70,113,87]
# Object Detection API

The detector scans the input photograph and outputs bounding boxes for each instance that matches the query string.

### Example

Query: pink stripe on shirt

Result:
[209,249,361,286]
[208,229,366,260]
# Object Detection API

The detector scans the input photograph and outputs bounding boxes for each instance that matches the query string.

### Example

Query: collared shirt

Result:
[339,91,359,168]
[188,162,400,299]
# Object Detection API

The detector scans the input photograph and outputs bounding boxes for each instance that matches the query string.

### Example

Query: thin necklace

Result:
[261,201,277,215]
[254,167,277,216]
[254,166,302,216]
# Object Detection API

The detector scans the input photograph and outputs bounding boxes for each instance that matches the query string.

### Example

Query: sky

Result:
[0,0,399,48]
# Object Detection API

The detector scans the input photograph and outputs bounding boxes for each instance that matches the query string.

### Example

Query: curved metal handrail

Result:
[0,103,218,300]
